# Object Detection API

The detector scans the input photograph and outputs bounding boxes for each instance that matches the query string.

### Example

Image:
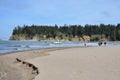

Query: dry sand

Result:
[0,46,120,80]
[27,46,120,80]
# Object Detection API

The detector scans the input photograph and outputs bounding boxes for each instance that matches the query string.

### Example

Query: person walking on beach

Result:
[98,42,102,46]
[84,43,87,47]
[104,42,106,46]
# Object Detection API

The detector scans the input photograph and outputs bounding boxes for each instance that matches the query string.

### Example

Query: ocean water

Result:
[0,40,120,54]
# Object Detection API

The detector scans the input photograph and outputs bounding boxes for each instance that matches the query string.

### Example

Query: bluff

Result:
[10,24,120,41]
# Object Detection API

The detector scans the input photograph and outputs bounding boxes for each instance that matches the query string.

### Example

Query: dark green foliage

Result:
[11,24,120,41]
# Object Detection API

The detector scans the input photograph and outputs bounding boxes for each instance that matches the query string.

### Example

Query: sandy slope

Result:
[0,48,65,80]
[27,46,120,80]
[0,49,49,80]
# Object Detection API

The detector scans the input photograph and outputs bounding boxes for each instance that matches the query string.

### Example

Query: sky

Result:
[0,0,120,40]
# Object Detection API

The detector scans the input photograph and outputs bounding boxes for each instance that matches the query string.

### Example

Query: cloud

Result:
[0,0,120,39]
[0,0,120,25]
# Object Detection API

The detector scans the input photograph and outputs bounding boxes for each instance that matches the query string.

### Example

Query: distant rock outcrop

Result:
[10,34,27,40]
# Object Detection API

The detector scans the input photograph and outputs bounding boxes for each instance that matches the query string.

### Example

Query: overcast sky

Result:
[0,0,120,40]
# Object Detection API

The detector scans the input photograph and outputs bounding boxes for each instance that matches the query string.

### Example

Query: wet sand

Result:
[0,46,120,80]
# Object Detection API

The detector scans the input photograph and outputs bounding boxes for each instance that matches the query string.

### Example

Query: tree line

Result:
[10,24,120,41]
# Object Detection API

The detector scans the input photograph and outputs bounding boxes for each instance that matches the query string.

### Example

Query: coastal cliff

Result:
[9,34,91,42]
[10,24,120,41]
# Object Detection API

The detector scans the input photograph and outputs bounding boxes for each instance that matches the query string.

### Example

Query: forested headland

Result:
[10,24,120,41]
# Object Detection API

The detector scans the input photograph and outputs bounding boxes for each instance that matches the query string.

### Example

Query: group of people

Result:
[84,41,107,47]
[98,41,107,46]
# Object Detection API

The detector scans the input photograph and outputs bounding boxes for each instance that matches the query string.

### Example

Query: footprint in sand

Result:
[0,71,7,80]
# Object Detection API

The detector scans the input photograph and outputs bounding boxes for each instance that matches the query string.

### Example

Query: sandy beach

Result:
[0,46,120,80]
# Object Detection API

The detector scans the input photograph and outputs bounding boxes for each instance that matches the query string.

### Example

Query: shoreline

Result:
[0,46,120,80]
[1,40,120,55]
[0,45,88,56]
[0,46,82,80]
